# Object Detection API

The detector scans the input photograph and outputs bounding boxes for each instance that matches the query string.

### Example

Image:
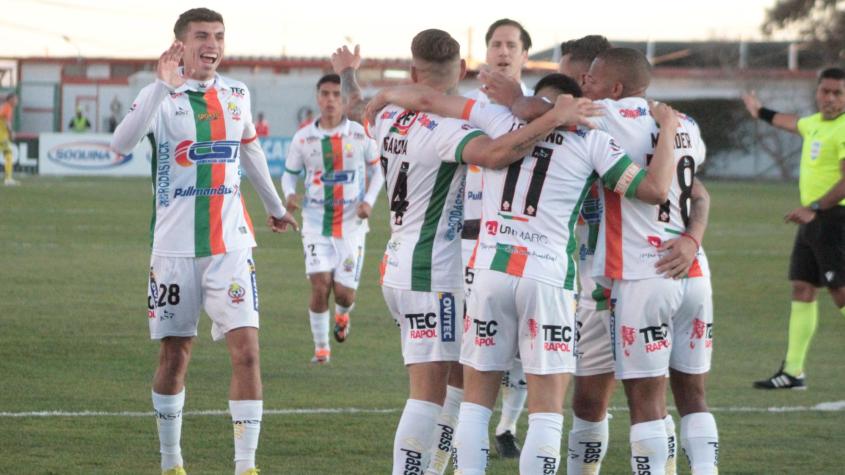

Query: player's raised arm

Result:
[461,94,597,169]
[112,41,187,153]
[631,101,681,204]
[332,45,366,123]
[742,90,799,134]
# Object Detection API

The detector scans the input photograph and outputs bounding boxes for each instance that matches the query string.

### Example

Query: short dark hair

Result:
[819,67,845,83]
[411,29,461,64]
[485,18,531,52]
[560,35,611,64]
[594,47,652,94]
[533,73,583,98]
[173,8,224,39]
[317,74,341,89]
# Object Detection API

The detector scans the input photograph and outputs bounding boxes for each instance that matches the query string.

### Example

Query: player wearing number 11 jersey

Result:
[584,48,719,475]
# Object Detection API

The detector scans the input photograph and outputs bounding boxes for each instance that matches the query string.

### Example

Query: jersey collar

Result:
[174,68,228,93]
[313,116,351,137]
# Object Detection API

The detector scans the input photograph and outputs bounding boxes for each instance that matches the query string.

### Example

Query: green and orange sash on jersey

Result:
[187,88,229,257]
[320,135,345,238]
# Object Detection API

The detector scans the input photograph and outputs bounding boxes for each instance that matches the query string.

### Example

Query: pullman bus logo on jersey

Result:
[47,141,132,169]
[174,140,240,167]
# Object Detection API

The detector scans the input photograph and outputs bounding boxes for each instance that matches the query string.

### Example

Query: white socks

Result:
[309,309,330,349]
[425,386,463,475]
[495,366,527,436]
[665,414,677,475]
[681,412,719,475]
[567,414,609,474]
[630,419,668,475]
[454,402,492,475]
[230,400,262,475]
[520,412,564,475]
[393,399,442,475]
[335,302,354,316]
[152,389,185,471]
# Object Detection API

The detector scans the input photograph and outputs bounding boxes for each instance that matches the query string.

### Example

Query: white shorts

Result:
[462,269,577,375]
[302,231,366,290]
[611,277,713,379]
[574,306,614,377]
[382,286,463,365]
[147,247,259,342]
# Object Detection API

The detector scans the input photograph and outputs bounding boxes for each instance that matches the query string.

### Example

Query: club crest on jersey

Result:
[174,140,240,167]
[389,110,418,136]
[227,102,241,121]
[228,283,246,304]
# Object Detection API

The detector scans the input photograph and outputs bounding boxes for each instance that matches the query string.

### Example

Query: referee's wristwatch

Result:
[809,201,822,212]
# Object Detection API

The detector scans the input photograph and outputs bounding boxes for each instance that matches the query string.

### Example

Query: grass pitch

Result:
[1,177,843,474]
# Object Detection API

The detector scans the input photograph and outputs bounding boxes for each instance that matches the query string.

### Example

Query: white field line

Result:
[2,401,844,418]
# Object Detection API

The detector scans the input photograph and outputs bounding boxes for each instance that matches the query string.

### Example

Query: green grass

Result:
[0,177,843,474]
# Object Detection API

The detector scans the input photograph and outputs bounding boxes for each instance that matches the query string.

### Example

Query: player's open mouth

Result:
[497,62,510,69]
[200,53,218,64]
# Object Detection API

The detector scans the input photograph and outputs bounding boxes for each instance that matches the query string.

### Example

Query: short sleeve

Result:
[433,118,486,164]
[467,101,520,138]
[590,131,646,198]
[365,135,380,165]
[796,116,809,137]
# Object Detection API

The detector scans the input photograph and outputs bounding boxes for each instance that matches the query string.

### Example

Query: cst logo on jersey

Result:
[689,318,713,349]
[175,140,240,167]
[319,170,356,184]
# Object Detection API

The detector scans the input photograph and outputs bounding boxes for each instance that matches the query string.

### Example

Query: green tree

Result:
[763,0,845,62]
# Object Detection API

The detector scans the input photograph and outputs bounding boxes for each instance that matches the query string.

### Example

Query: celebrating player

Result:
[111,8,297,475]
[282,73,383,364]
[463,19,534,460]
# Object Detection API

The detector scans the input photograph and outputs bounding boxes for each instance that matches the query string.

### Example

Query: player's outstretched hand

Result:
[331,45,361,74]
[742,90,761,119]
[655,237,697,279]
[480,69,523,108]
[157,41,190,89]
[784,206,816,225]
[649,101,680,130]
[550,95,603,128]
[356,202,372,219]
[267,212,299,233]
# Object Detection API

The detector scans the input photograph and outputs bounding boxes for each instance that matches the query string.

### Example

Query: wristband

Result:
[758,107,777,124]
[680,232,700,250]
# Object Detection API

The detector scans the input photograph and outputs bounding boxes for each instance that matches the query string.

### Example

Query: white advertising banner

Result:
[38,133,153,176]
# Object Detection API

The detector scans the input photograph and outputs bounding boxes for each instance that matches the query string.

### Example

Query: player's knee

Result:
[572,395,607,421]
[230,346,260,370]
[791,281,817,301]
[334,290,355,308]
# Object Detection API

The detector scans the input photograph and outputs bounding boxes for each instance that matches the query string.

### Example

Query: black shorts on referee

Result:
[789,205,845,288]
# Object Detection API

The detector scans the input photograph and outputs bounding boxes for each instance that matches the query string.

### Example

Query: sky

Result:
[0,0,789,60]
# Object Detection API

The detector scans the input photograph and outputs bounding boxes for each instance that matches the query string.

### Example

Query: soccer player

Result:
[463,19,534,459]
[367,73,682,474]
[0,93,17,186]
[281,73,383,364]
[341,29,599,475]
[583,48,717,475]
[745,68,845,390]
[111,8,297,475]
[558,35,612,86]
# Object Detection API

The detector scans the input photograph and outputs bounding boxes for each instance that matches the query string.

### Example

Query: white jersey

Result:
[590,97,710,280]
[285,118,379,237]
[461,84,533,264]
[370,104,485,292]
[465,101,646,290]
[128,75,258,258]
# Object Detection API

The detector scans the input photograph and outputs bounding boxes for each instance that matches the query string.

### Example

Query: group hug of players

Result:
[119,8,717,475]
[307,20,718,475]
